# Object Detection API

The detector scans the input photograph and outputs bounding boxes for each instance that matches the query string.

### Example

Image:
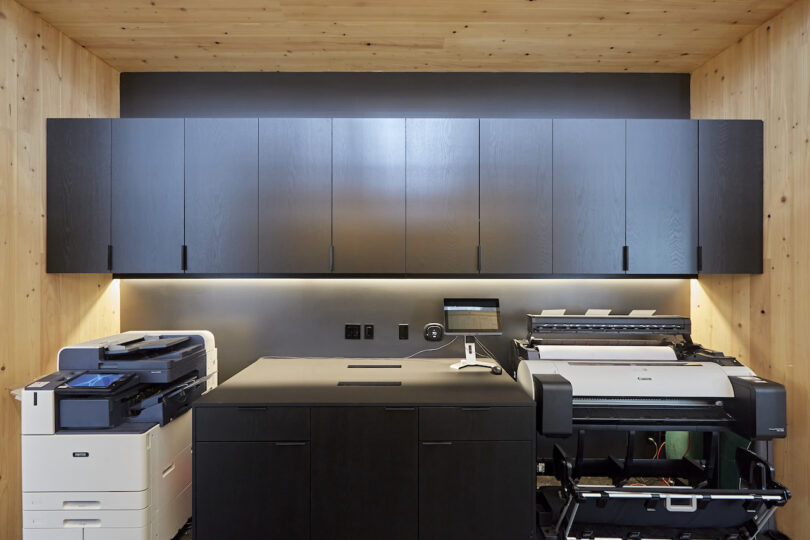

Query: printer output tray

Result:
[540,446,790,540]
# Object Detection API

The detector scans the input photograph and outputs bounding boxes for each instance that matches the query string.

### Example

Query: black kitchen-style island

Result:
[192,357,536,540]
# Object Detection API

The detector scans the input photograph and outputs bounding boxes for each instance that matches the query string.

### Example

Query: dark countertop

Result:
[195,357,534,407]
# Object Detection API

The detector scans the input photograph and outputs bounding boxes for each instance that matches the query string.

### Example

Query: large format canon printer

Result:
[21,331,217,540]
[511,314,789,540]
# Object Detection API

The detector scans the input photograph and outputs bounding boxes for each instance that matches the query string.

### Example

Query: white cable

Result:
[474,337,497,360]
[478,338,496,359]
[404,336,460,358]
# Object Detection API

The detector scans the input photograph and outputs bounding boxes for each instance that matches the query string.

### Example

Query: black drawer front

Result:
[419,406,534,441]
[195,406,309,442]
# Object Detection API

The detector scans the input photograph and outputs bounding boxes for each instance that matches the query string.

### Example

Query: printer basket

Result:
[540,442,790,540]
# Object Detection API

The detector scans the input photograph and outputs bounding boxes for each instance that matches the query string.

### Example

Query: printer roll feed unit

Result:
[512,314,790,540]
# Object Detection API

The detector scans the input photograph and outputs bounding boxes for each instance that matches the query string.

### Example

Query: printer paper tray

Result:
[23,490,149,511]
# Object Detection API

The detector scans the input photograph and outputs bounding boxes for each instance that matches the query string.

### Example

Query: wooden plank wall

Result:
[0,0,120,537]
[691,0,810,533]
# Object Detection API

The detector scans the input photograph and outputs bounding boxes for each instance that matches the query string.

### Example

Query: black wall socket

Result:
[364,324,374,339]
[398,324,409,340]
[345,324,361,339]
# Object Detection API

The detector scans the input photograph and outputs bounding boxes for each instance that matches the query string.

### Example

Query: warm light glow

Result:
[122,278,688,288]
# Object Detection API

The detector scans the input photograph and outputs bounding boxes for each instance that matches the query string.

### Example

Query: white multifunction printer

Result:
[21,331,217,540]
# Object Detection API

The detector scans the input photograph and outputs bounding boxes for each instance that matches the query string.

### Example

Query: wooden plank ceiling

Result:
[14,0,797,72]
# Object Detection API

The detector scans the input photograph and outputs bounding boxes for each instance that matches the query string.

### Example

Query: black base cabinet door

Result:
[194,441,310,540]
[310,407,418,540]
[419,441,536,540]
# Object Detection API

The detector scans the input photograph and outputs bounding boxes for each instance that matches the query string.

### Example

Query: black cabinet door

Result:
[406,118,479,274]
[419,441,535,540]
[698,120,764,273]
[480,118,552,274]
[311,407,418,540]
[194,441,309,540]
[552,119,626,274]
[259,118,332,273]
[626,120,698,274]
[46,119,111,273]
[185,118,259,273]
[332,118,406,273]
[111,119,184,273]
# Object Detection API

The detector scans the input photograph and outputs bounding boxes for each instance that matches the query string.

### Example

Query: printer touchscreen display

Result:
[66,373,125,389]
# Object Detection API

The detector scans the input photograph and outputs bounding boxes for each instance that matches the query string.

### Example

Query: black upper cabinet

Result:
[699,120,764,274]
[553,119,626,274]
[332,118,406,273]
[259,118,332,273]
[46,116,764,276]
[185,118,259,273]
[311,407,418,540]
[46,119,111,273]
[626,120,698,274]
[111,119,185,273]
[406,118,479,274]
[480,119,553,274]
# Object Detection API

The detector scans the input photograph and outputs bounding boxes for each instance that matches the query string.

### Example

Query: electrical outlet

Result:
[398,324,409,340]
[345,324,361,340]
[364,324,374,339]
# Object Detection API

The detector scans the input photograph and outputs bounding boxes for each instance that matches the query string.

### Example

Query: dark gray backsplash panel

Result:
[120,73,689,118]
[121,279,689,381]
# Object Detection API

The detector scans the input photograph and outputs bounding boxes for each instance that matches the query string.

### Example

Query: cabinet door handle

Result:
[236,406,268,411]
[107,245,113,272]
[384,407,415,412]
[697,245,703,272]
[461,407,491,412]
[422,441,452,446]
[275,442,307,447]
[181,244,188,271]
[622,245,629,272]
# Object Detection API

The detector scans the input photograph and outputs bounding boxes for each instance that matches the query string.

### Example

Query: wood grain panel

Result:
[311,407,418,540]
[111,118,185,273]
[46,119,111,272]
[0,1,120,538]
[185,118,259,273]
[195,442,310,540]
[552,119,625,274]
[406,118,479,274]
[690,0,810,533]
[258,118,332,274]
[698,120,764,273]
[479,119,552,274]
[332,118,406,274]
[626,119,698,274]
[12,0,796,73]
